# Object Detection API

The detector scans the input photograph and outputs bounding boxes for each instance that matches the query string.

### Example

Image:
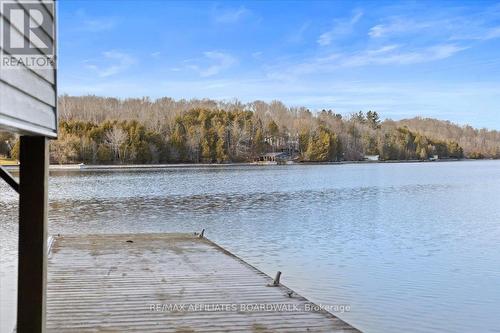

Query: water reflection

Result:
[1,161,500,333]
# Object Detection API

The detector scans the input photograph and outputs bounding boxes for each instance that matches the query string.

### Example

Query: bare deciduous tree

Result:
[105,126,128,163]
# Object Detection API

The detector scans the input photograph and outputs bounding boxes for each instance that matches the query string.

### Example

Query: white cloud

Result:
[151,51,161,58]
[318,33,334,46]
[287,22,310,43]
[252,51,263,59]
[368,44,400,54]
[82,18,116,32]
[76,9,117,32]
[318,10,363,46]
[266,43,466,80]
[484,26,500,40]
[182,51,237,77]
[368,18,434,38]
[368,24,385,38]
[342,44,466,67]
[199,51,237,77]
[214,6,249,24]
[369,11,500,42]
[450,25,500,41]
[266,53,342,80]
[84,51,136,77]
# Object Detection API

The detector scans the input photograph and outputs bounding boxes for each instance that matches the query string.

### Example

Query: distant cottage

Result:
[430,155,439,161]
[364,155,380,161]
[259,152,289,163]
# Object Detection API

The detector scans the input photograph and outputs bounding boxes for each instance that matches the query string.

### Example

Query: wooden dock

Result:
[47,233,359,332]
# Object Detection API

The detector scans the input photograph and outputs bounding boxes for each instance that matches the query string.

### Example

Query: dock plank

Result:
[47,233,359,332]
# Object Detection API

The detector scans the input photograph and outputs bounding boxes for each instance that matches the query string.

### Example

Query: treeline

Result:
[40,110,343,164]
[1,95,499,164]
[394,117,500,159]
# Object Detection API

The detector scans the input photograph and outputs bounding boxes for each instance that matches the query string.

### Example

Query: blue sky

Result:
[58,1,500,129]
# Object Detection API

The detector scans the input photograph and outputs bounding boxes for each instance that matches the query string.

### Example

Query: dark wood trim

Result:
[17,136,49,333]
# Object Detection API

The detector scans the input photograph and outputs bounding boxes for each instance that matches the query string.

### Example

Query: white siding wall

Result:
[0,0,57,137]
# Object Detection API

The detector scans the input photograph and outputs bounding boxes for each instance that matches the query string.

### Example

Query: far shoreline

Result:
[2,158,494,172]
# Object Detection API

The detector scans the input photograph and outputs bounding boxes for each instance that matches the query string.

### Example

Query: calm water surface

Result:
[1,161,500,332]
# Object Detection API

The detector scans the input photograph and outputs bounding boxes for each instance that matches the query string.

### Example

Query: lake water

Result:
[1,161,500,332]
